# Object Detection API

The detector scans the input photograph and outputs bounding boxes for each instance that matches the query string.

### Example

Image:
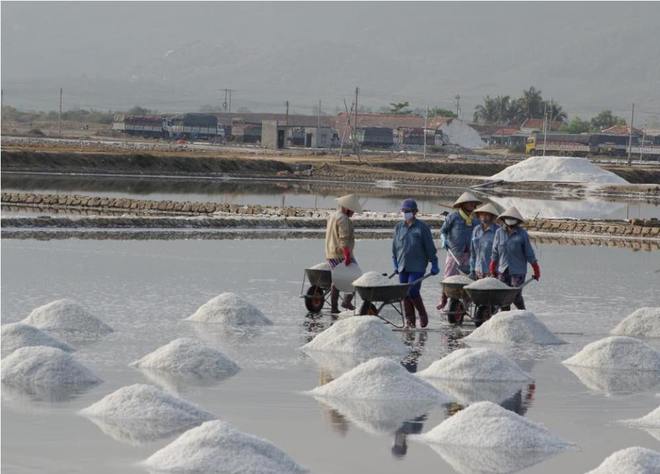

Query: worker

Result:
[489,206,541,310]
[325,194,362,313]
[437,191,482,310]
[392,198,440,329]
[469,202,500,280]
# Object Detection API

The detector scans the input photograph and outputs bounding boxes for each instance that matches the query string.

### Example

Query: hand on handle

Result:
[430,261,440,275]
[489,260,498,277]
[343,247,352,266]
[532,262,541,281]
[392,256,399,274]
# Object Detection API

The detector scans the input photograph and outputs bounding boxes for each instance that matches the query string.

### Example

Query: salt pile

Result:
[418,348,532,382]
[1,346,101,388]
[302,316,409,357]
[143,420,306,473]
[442,275,474,285]
[1,322,74,358]
[309,357,451,402]
[186,292,272,325]
[21,299,113,340]
[490,155,628,184]
[310,262,331,271]
[465,310,565,345]
[428,379,528,407]
[563,336,660,371]
[465,277,511,290]
[416,401,571,450]
[130,338,239,379]
[438,120,485,149]
[353,271,396,287]
[611,307,660,338]
[586,447,660,474]
[622,406,660,428]
[565,365,660,396]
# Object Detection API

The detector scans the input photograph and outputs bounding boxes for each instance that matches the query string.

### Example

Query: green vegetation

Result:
[560,110,628,133]
[388,101,412,114]
[473,87,567,125]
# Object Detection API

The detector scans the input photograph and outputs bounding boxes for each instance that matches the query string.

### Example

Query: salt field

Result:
[2,238,660,473]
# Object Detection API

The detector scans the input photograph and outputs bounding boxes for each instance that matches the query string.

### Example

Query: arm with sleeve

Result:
[422,223,438,267]
[469,227,478,273]
[522,230,537,265]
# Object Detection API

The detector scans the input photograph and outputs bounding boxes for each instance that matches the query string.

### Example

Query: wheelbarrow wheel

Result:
[447,299,466,325]
[359,301,378,316]
[474,305,495,327]
[305,285,325,313]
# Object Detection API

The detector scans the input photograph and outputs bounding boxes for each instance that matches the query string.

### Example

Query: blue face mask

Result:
[403,211,414,221]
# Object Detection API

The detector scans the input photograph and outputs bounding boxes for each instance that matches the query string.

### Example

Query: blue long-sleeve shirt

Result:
[491,227,537,276]
[392,219,438,273]
[470,223,499,274]
[440,211,479,255]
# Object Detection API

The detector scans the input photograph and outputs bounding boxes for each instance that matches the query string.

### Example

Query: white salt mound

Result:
[611,307,660,338]
[563,336,660,371]
[302,316,409,357]
[490,155,628,184]
[1,322,74,358]
[418,348,532,382]
[465,310,565,345]
[22,299,113,339]
[622,406,660,428]
[130,338,239,378]
[586,447,660,474]
[465,277,511,290]
[442,275,474,285]
[143,420,306,473]
[186,293,271,325]
[310,262,331,271]
[438,120,485,149]
[1,346,101,387]
[80,384,213,426]
[353,271,396,287]
[417,401,571,450]
[310,357,451,402]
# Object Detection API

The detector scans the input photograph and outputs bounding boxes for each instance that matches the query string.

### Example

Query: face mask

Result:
[403,212,414,221]
[504,218,518,226]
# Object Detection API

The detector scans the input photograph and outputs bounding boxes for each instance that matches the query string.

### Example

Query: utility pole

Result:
[221,89,233,113]
[424,105,429,160]
[454,94,461,119]
[354,87,360,160]
[627,103,635,165]
[542,102,548,157]
[317,99,321,129]
[285,100,289,126]
[59,88,63,138]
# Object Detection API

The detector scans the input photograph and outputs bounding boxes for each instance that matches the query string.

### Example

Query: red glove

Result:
[532,262,541,281]
[489,260,498,277]
[343,247,352,266]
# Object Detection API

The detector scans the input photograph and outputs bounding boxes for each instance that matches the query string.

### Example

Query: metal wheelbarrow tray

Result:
[464,287,522,308]
[305,268,332,288]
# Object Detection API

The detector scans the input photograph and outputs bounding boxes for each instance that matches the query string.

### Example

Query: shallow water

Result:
[2,239,660,473]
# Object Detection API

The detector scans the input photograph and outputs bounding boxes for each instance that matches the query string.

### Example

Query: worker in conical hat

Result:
[437,191,482,312]
[489,206,540,310]
[469,202,500,280]
[325,194,362,313]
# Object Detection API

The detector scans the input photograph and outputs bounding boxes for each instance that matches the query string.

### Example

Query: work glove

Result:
[489,260,498,277]
[392,256,399,274]
[430,261,440,275]
[469,271,477,280]
[342,247,352,266]
[532,262,541,281]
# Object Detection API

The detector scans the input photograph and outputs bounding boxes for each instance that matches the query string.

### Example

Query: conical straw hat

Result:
[336,194,363,213]
[498,206,524,222]
[453,191,482,208]
[473,202,500,217]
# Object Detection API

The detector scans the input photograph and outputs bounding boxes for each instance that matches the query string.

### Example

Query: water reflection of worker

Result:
[391,415,427,458]
[325,194,362,313]
[401,330,428,373]
[469,203,500,280]
[437,192,482,310]
[392,199,440,329]
[489,206,541,310]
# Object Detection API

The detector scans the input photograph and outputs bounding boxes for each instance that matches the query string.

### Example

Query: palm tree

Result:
[518,87,544,119]
[545,100,567,123]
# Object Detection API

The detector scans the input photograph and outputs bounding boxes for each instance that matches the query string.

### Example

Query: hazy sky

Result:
[2,2,660,123]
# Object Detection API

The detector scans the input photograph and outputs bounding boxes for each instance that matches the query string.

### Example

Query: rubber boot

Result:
[411,296,429,328]
[436,293,448,311]
[403,297,416,328]
[330,287,340,314]
[341,293,355,311]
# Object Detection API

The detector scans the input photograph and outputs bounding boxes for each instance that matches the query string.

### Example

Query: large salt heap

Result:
[310,357,450,402]
[1,322,74,358]
[21,299,113,341]
[130,337,239,379]
[353,271,397,287]
[80,384,213,444]
[610,308,660,338]
[418,348,532,382]
[186,293,271,325]
[302,316,408,357]
[490,155,627,184]
[623,406,660,428]
[464,310,565,345]
[586,447,660,474]
[143,420,306,473]
[563,336,660,371]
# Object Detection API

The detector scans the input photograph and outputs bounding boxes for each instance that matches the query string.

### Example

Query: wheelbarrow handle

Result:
[518,277,536,289]
[447,248,469,277]
[381,271,399,279]
[410,273,435,286]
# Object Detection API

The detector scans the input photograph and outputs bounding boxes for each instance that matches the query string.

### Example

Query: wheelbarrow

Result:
[355,273,433,329]
[464,278,534,326]
[441,278,474,325]
[300,267,334,313]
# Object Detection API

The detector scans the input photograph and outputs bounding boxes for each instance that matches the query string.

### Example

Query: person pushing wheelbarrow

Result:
[392,198,440,329]
[325,194,362,314]
[469,202,501,280]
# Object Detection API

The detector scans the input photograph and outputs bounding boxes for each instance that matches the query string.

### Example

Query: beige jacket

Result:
[325,210,355,259]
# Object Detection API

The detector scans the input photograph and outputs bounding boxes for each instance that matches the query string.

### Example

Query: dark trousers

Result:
[498,270,526,310]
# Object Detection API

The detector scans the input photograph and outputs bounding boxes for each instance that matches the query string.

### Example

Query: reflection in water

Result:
[136,368,237,395]
[391,415,427,458]
[427,379,536,414]
[302,312,333,344]
[564,365,660,395]
[1,380,100,405]
[401,330,428,373]
[190,321,265,347]
[82,415,202,446]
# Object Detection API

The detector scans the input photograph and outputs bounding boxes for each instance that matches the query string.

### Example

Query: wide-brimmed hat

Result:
[336,194,363,213]
[498,206,524,223]
[453,191,482,208]
[473,202,500,217]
